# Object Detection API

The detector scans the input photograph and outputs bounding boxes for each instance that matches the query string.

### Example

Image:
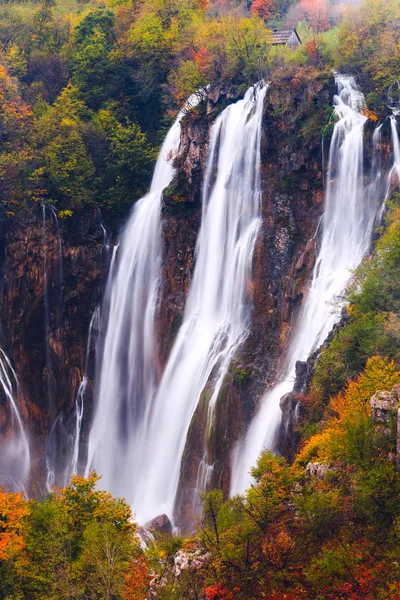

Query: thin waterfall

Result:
[122,84,267,524]
[65,305,100,484]
[97,208,111,257]
[0,349,30,491]
[42,205,56,491]
[390,116,400,175]
[231,75,385,494]
[377,117,399,221]
[42,206,52,413]
[43,205,65,490]
[86,95,199,493]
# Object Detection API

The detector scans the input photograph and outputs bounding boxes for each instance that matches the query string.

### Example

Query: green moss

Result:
[235,368,251,385]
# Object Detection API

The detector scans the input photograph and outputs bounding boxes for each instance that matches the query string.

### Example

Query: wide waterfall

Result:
[231,75,385,494]
[85,97,197,498]
[88,84,266,523]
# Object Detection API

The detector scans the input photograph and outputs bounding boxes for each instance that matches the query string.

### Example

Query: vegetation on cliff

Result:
[0,0,396,216]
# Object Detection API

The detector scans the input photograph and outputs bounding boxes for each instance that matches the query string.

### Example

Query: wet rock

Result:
[397,407,400,471]
[145,514,173,535]
[0,205,109,490]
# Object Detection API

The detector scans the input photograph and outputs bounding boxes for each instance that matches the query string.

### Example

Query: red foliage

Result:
[204,583,234,600]
[298,0,329,32]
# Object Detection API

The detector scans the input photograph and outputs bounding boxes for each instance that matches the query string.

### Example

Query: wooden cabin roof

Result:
[271,29,302,45]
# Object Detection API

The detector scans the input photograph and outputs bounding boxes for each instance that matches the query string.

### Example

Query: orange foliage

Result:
[296,356,400,467]
[261,527,295,569]
[330,355,400,420]
[193,45,212,72]
[251,0,273,20]
[362,107,379,122]
[124,556,151,600]
[0,490,30,560]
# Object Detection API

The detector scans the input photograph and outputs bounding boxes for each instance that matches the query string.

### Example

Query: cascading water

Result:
[87,85,266,523]
[231,75,384,494]
[0,349,30,491]
[86,96,199,497]
[117,84,267,524]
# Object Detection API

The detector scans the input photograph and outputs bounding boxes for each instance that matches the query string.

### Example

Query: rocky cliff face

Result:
[0,206,107,489]
[160,73,337,530]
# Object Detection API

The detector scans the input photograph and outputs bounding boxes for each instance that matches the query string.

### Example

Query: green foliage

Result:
[71,8,116,110]
[335,0,400,92]
[0,473,146,600]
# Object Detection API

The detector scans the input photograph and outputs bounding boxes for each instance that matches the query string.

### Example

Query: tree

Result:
[336,0,400,89]
[78,522,135,600]
[251,0,273,21]
[298,0,329,32]
[0,490,29,561]
[71,9,116,110]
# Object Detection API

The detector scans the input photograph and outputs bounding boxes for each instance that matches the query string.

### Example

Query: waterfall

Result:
[390,116,400,176]
[43,205,65,490]
[97,208,111,256]
[65,306,100,484]
[231,75,383,494]
[120,84,267,524]
[86,95,199,496]
[0,349,30,491]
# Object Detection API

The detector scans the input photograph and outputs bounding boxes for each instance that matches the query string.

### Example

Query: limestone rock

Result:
[370,389,399,423]
[173,548,210,578]
[305,462,330,478]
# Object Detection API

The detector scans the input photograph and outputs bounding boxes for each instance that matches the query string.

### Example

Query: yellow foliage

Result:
[295,356,400,468]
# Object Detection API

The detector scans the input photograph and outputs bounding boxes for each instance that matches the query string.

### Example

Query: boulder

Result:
[305,462,330,478]
[370,389,399,424]
[144,514,173,535]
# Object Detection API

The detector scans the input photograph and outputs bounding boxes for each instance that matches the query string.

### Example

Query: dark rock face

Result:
[0,206,107,489]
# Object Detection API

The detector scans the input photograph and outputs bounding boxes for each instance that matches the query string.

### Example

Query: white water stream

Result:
[86,96,198,499]
[124,84,267,523]
[231,75,383,494]
[0,349,30,491]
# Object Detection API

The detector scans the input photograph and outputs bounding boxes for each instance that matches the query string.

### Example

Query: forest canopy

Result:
[0,0,396,216]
